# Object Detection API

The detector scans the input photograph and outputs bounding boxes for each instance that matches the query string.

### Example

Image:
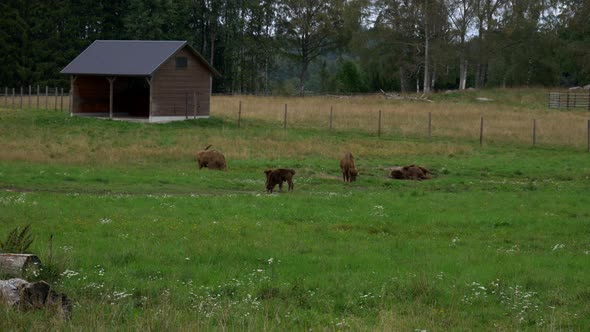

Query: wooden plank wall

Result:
[74,76,110,113]
[152,47,211,117]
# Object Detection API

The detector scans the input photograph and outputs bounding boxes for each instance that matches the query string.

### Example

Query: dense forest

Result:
[0,0,588,94]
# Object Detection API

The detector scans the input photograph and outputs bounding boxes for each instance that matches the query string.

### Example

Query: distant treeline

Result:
[1,0,588,94]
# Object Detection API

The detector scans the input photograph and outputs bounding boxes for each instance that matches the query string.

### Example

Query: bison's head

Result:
[264,169,273,185]
[350,168,358,181]
[389,167,405,179]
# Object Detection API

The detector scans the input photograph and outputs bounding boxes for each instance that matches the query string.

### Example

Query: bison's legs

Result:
[288,180,294,191]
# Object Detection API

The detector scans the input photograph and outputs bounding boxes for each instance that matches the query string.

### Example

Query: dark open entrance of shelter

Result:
[74,76,149,118]
[115,77,149,118]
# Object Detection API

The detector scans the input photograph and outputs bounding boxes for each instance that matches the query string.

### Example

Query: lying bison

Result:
[389,165,435,180]
[196,145,227,171]
[339,152,358,182]
[264,168,296,193]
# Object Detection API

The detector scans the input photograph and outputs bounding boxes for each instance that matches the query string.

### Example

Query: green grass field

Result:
[1,93,589,330]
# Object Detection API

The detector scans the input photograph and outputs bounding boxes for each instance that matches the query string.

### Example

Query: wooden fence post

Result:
[12,88,15,109]
[587,120,589,152]
[54,87,58,110]
[45,86,48,109]
[238,100,242,128]
[479,117,484,146]
[19,87,23,109]
[533,119,537,146]
[329,106,333,130]
[36,85,39,109]
[4,87,7,108]
[284,103,288,129]
[60,88,64,111]
[378,110,382,137]
[28,85,31,108]
[428,112,432,139]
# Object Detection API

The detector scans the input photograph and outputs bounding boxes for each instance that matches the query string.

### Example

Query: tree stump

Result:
[0,278,72,319]
[0,254,41,278]
[0,278,28,306]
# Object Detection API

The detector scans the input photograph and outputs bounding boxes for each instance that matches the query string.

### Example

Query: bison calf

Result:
[264,168,296,193]
[389,165,434,180]
[339,152,358,182]
[196,145,227,171]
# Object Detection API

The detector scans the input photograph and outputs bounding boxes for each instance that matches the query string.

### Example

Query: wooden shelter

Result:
[61,40,219,122]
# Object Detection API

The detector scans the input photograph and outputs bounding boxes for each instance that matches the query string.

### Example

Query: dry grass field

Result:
[2,87,588,149]
[213,88,589,148]
[0,88,587,168]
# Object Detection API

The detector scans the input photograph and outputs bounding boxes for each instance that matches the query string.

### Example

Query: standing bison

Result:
[339,152,358,182]
[264,168,296,193]
[196,145,227,171]
[389,165,435,180]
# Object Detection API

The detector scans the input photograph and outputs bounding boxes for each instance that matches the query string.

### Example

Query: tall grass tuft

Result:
[0,224,34,253]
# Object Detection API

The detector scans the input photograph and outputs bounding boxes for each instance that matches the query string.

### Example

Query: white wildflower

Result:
[552,244,565,251]
[61,269,79,278]
[99,218,112,224]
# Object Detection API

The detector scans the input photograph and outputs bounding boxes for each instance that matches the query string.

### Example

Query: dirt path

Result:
[0,186,263,197]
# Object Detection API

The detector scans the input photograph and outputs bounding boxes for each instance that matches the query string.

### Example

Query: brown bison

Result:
[196,145,227,170]
[264,168,296,193]
[339,152,358,182]
[389,165,435,180]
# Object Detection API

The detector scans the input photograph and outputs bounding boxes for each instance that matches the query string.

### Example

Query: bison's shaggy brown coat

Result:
[389,165,435,180]
[339,152,358,182]
[264,168,296,193]
[196,145,227,170]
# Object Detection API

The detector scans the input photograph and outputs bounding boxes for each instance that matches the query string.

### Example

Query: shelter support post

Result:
[70,76,76,114]
[107,77,116,119]
[145,77,152,120]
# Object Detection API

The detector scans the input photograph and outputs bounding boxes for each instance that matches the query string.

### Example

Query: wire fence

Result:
[214,96,590,152]
[0,86,70,111]
[548,92,590,110]
[2,87,589,151]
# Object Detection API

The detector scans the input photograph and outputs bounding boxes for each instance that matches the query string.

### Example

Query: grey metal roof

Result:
[60,40,219,76]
